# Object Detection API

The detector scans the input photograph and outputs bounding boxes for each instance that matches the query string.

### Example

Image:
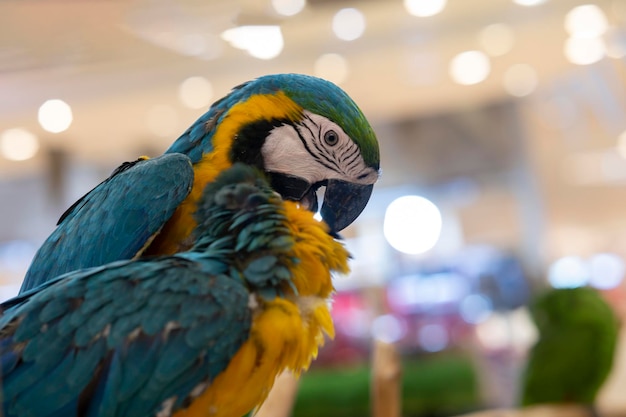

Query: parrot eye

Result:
[323,130,339,146]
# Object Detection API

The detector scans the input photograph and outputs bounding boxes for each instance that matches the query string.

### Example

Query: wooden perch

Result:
[254,371,300,417]
[371,339,402,417]
[457,404,594,417]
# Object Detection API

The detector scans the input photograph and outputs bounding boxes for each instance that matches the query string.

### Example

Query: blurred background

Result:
[1,0,626,416]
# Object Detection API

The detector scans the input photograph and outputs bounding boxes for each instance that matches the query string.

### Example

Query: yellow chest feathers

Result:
[174,202,350,417]
[174,296,334,417]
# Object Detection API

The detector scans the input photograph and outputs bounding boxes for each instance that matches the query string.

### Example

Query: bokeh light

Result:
[314,53,349,84]
[0,128,40,161]
[404,0,447,17]
[475,314,510,350]
[512,0,547,6]
[387,273,469,312]
[371,314,406,343]
[221,26,284,60]
[178,76,214,109]
[476,309,538,351]
[459,294,493,324]
[332,8,366,41]
[548,256,589,288]
[565,4,608,38]
[479,23,515,56]
[38,99,73,133]
[588,253,625,290]
[449,50,491,85]
[418,324,449,352]
[564,36,605,65]
[503,64,538,97]
[383,195,442,255]
[271,0,306,17]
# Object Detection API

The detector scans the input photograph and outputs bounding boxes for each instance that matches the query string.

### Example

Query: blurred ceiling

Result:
[1,0,623,179]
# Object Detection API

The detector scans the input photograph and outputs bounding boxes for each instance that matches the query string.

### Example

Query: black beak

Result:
[320,180,373,233]
[268,172,373,233]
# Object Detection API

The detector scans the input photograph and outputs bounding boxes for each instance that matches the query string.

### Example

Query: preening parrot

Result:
[521,286,619,413]
[1,163,350,417]
[21,73,380,293]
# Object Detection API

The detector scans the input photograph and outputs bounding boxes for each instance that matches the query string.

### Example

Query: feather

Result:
[3,151,352,417]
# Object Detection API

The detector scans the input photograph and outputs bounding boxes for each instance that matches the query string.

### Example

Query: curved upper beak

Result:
[268,172,374,234]
[320,180,373,233]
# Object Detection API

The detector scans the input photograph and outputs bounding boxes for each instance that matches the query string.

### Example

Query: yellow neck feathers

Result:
[147,92,303,255]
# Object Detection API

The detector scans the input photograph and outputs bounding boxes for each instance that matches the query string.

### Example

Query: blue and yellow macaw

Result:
[1,163,350,417]
[21,73,380,293]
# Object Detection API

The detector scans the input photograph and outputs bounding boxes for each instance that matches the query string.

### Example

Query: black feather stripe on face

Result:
[229,118,289,169]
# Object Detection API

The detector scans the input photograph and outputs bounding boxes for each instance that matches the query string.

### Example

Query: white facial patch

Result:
[261,111,378,185]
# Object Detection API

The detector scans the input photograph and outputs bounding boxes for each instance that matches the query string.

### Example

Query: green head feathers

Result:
[168,73,380,170]
[169,73,380,233]
[278,74,380,169]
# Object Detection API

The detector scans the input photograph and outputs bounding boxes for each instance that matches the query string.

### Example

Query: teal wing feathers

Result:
[4,163,328,417]
[1,257,251,417]
[20,153,194,293]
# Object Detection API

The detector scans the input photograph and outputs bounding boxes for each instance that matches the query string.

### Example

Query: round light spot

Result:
[383,195,442,255]
[332,8,366,41]
[221,26,284,60]
[178,76,214,109]
[38,99,73,133]
[503,63,538,97]
[565,4,608,38]
[272,0,306,16]
[475,314,511,350]
[589,253,624,290]
[460,294,493,324]
[512,0,547,6]
[479,23,515,56]
[548,256,589,288]
[449,50,491,85]
[371,314,405,343]
[418,324,448,352]
[178,33,207,57]
[0,128,39,161]
[564,36,605,65]
[314,53,349,84]
[404,0,447,17]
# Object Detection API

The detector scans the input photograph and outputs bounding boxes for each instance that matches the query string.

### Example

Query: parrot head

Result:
[531,286,617,331]
[167,73,380,233]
